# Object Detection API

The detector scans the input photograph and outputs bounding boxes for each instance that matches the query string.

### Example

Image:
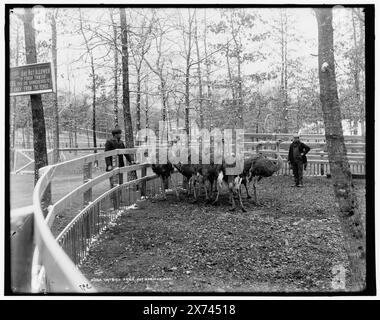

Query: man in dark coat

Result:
[105,127,133,186]
[287,134,310,187]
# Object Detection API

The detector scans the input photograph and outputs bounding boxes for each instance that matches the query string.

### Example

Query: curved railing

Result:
[31,148,166,293]
[13,137,365,293]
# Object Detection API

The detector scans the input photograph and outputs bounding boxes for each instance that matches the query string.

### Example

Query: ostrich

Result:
[150,141,194,200]
[173,150,221,201]
[240,143,265,198]
[151,162,179,200]
[191,163,223,202]
[172,161,199,199]
[212,164,247,212]
[248,140,284,203]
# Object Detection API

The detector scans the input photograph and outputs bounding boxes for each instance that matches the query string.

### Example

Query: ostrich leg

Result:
[212,182,221,205]
[170,175,179,199]
[208,180,215,200]
[161,177,167,200]
[229,190,237,211]
[187,177,192,197]
[187,179,191,196]
[243,179,251,199]
[193,176,198,200]
[187,175,197,202]
[252,180,257,204]
[204,180,209,201]
[238,187,247,212]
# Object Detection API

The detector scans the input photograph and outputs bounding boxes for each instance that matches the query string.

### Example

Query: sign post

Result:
[10,62,55,96]
[10,61,57,167]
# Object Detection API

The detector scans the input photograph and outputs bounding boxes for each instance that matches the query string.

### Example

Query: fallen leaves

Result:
[79,176,365,293]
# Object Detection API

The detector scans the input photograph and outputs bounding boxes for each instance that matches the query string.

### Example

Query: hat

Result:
[293,134,300,138]
[112,127,122,135]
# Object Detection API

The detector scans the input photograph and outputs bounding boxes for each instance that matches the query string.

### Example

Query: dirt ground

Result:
[79,175,366,293]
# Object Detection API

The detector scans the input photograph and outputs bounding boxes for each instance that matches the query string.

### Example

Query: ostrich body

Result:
[249,141,284,203]
[192,163,223,201]
[151,162,178,200]
[172,162,199,199]
[240,154,263,198]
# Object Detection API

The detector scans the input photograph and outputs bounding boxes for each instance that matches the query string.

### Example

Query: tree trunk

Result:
[358,9,365,137]
[79,9,97,155]
[136,66,141,134]
[231,22,244,129]
[87,126,90,147]
[236,50,243,128]
[23,8,51,212]
[11,22,20,150]
[284,12,288,133]
[194,14,204,128]
[184,10,193,151]
[280,10,289,133]
[74,124,78,153]
[145,76,149,131]
[315,8,365,291]
[120,8,134,149]
[90,57,97,154]
[185,63,190,144]
[351,10,361,136]
[26,119,31,149]
[120,8,136,180]
[68,130,72,149]
[110,9,119,127]
[256,105,261,133]
[203,11,213,130]
[46,121,51,149]
[226,41,237,126]
[51,10,59,163]
[176,102,181,131]
[22,126,25,149]
[160,77,167,123]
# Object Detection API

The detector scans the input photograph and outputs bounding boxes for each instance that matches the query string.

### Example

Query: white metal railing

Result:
[30,148,164,293]
[13,138,365,292]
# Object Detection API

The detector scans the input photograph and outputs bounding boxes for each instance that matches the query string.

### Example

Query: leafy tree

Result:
[315,8,365,290]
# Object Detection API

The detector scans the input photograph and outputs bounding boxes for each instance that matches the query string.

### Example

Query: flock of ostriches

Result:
[151,141,284,212]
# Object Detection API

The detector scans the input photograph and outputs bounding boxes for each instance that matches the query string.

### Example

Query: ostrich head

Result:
[255,142,264,154]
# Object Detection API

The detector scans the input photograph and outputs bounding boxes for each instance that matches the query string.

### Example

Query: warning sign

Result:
[10,62,55,96]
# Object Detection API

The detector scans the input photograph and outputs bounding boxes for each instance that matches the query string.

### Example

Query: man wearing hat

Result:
[287,134,310,187]
[105,127,133,186]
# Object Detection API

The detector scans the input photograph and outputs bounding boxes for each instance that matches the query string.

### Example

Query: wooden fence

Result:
[10,134,366,292]
[10,148,169,293]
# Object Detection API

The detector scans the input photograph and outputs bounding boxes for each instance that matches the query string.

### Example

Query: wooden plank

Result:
[243,133,364,142]
[249,150,365,156]
[243,141,365,148]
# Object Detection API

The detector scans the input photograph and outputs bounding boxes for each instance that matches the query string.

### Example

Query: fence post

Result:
[83,161,92,205]
[320,153,325,176]
[114,153,123,185]
[141,165,147,197]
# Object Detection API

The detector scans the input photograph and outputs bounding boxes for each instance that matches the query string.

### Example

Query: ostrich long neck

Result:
[273,143,284,172]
